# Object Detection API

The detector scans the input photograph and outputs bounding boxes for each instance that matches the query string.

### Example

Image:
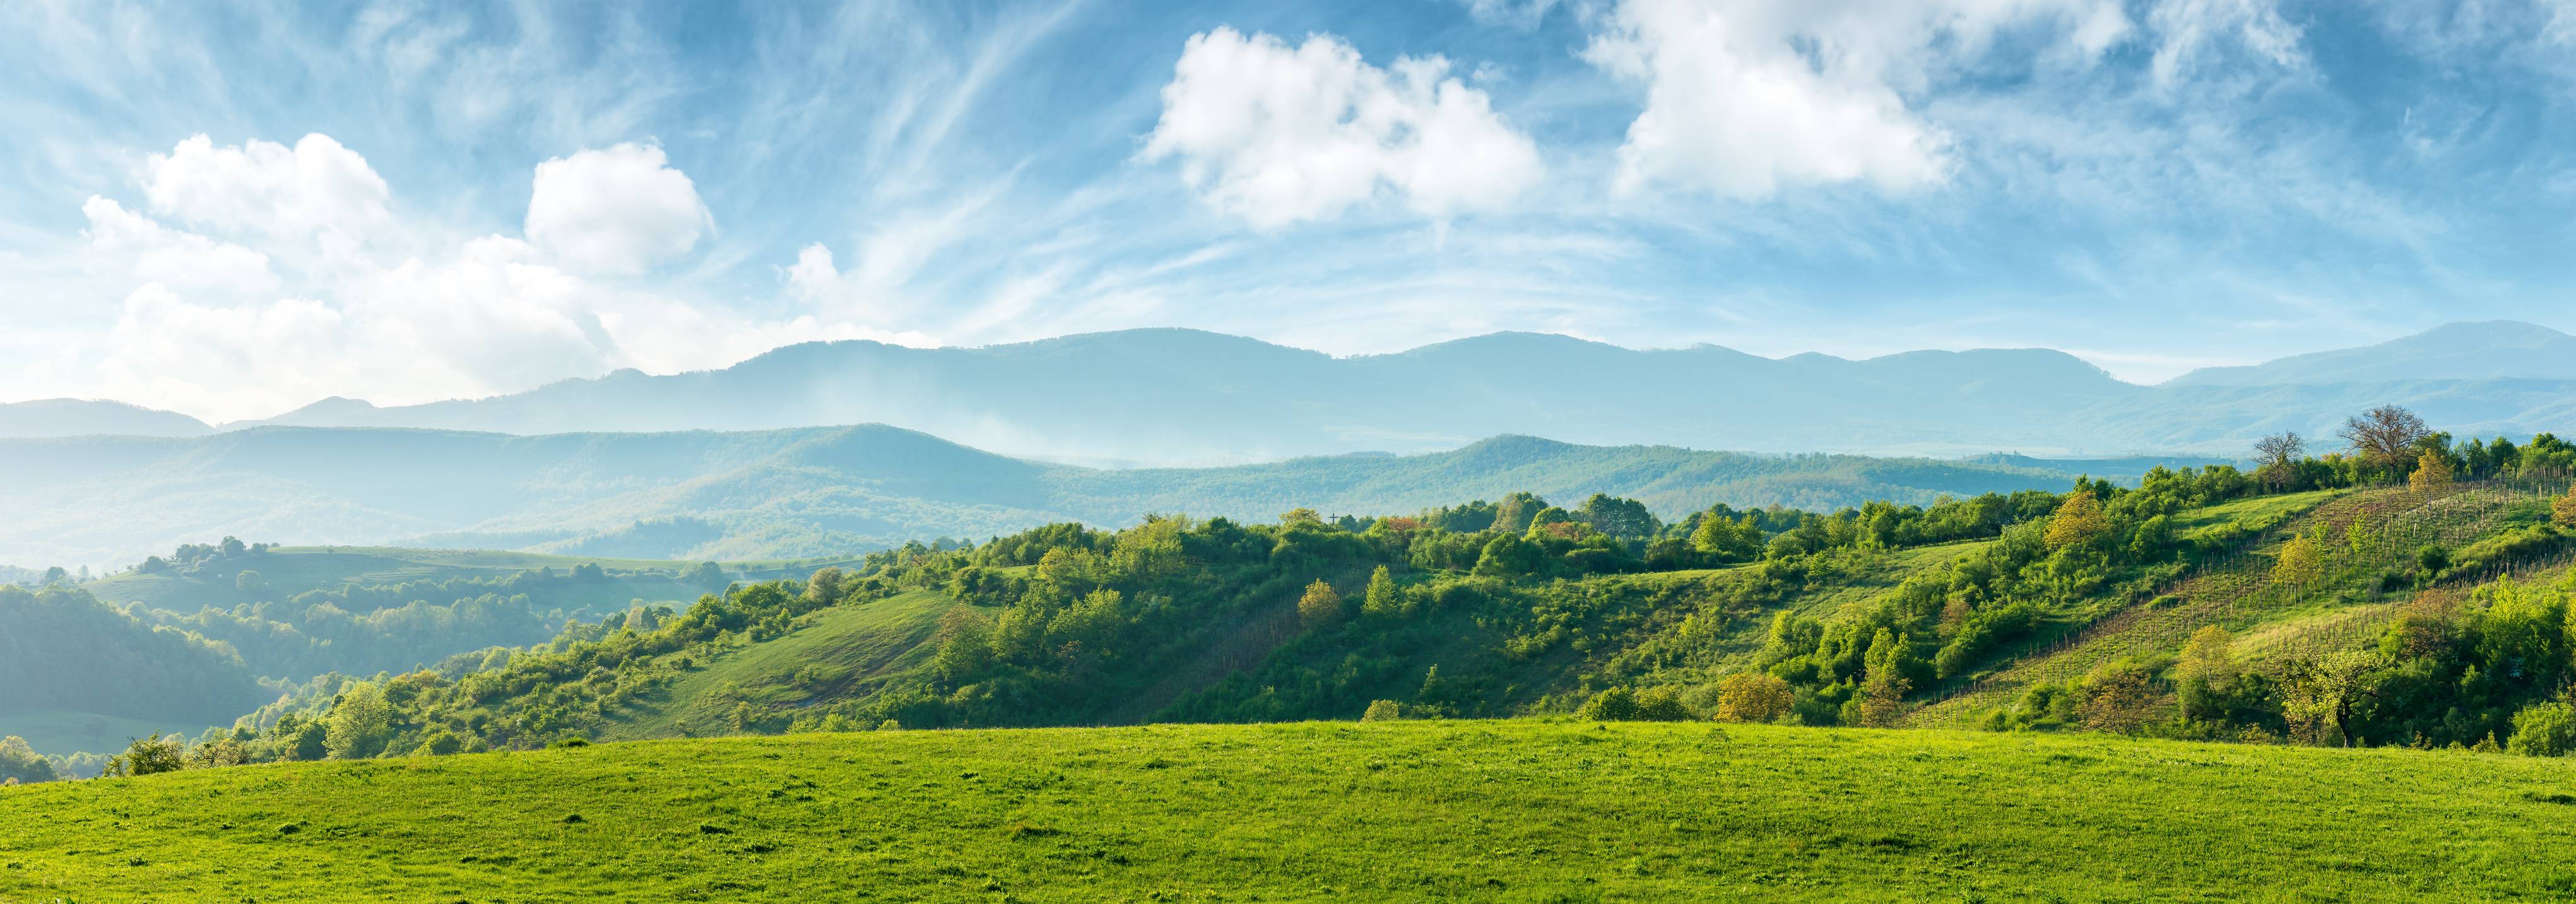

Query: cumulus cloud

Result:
[31,132,920,423]
[144,134,391,239]
[80,197,278,296]
[1581,0,2132,199]
[525,143,713,274]
[1143,27,1544,228]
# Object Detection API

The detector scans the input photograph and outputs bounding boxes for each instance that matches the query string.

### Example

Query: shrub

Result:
[1633,686,1693,722]
[103,734,185,778]
[2508,701,2576,758]
[1361,700,1403,722]
[550,736,591,749]
[417,731,465,756]
[1711,674,1794,724]
[2416,545,2451,575]
[1575,687,1638,721]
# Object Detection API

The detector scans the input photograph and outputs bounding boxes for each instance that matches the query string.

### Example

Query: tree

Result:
[324,681,392,760]
[2408,450,2454,493]
[2280,649,2385,747]
[1851,668,1911,728]
[2338,405,2431,469]
[2173,626,2238,721]
[1472,534,1542,577]
[2076,662,2164,734]
[1361,566,1400,619]
[39,566,67,585]
[1712,673,1793,724]
[2553,486,2576,529]
[1575,494,1660,541]
[685,561,727,589]
[1278,507,1325,529]
[1691,514,1761,562]
[2272,532,2325,586]
[234,570,265,593]
[2253,431,2306,489]
[1492,492,1548,534]
[0,736,56,784]
[1297,578,1342,630]
[1361,700,1404,722]
[2043,490,2112,552]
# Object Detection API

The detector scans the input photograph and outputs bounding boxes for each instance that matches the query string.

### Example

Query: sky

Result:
[4,0,2575,424]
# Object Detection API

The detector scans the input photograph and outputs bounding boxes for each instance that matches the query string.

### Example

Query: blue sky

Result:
[3,0,2573,422]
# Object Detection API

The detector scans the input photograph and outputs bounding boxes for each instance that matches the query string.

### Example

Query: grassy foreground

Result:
[6,721,2576,903]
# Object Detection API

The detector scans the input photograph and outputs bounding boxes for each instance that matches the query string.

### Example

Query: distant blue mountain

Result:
[235,328,2144,463]
[2166,320,2576,387]
[0,399,210,438]
[221,322,2576,463]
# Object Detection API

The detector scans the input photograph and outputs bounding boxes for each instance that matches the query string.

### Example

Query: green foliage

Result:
[2507,701,2576,757]
[0,736,57,784]
[0,585,271,725]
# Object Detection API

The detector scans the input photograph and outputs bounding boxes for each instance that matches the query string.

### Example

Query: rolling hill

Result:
[0,426,2165,570]
[8,721,2576,901]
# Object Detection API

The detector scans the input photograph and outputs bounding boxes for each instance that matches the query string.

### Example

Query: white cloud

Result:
[80,197,277,296]
[144,134,392,240]
[23,131,926,423]
[1143,27,1544,228]
[1581,0,2131,199]
[2148,0,2305,87]
[525,143,713,274]
[785,243,842,303]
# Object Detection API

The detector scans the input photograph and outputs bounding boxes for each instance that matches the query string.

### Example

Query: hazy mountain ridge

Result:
[0,399,212,438]
[0,425,2179,570]
[2166,320,2576,387]
[203,321,2576,463]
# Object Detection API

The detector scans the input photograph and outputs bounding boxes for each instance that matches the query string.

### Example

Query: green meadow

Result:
[8,720,2576,903]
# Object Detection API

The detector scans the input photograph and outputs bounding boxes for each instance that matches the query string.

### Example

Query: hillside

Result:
[0,585,272,751]
[82,544,866,614]
[8,722,2576,901]
[188,320,2576,464]
[0,425,2148,569]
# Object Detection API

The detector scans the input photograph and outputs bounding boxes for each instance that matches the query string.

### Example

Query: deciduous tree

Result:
[2339,405,2431,469]
[1297,578,1342,630]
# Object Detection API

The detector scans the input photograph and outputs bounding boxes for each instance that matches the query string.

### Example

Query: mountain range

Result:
[9,320,2569,464]
[0,425,2206,570]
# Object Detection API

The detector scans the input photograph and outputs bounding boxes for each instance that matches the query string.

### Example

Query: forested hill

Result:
[0,426,2178,569]
[112,437,2576,772]
[196,320,2576,465]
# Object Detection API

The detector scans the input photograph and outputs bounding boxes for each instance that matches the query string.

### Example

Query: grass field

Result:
[7,720,2575,902]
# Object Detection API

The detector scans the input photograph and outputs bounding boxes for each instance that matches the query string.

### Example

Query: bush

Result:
[417,731,465,756]
[104,734,185,778]
[1710,674,1793,724]
[2508,701,2576,758]
[1575,687,1638,721]
[550,736,592,749]
[1361,700,1403,722]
